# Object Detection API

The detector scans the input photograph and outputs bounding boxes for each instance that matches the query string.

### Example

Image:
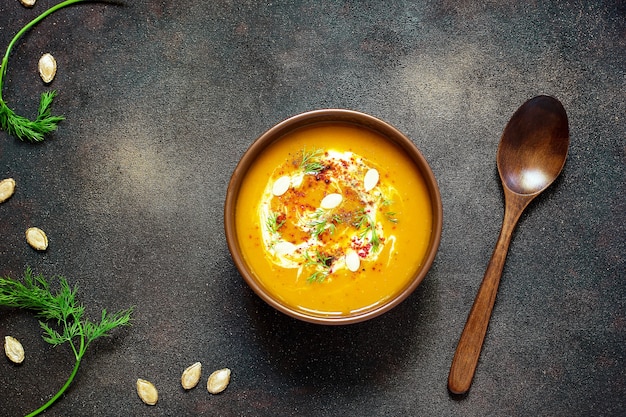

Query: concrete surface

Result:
[0,0,624,416]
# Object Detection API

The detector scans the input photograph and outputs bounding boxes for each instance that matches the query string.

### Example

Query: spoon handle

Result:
[448,200,524,395]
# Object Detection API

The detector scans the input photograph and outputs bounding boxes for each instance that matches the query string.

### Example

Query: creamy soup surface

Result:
[236,123,433,317]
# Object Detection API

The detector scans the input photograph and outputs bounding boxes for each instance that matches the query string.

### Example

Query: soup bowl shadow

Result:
[241,272,438,388]
[224,109,442,325]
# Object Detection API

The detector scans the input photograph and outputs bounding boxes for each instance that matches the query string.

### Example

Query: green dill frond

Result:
[303,250,316,267]
[0,267,133,416]
[0,92,64,142]
[353,209,381,252]
[307,209,328,239]
[40,321,65,346]
[379,198,398,223]
[300,147,325,174]
[385,211,398,223]
[0,267,61,318]
[369,227,381,252]
[83,308,134,344]
[307,270,329,283]
[352,209,370,230]
[306,209,342,240]
[0,0,92,143]
[303,250,332,283]
[314,250,333,267]
[266,211,285,234]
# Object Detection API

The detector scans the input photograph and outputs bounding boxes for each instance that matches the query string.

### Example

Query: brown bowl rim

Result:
[224,109,443,325]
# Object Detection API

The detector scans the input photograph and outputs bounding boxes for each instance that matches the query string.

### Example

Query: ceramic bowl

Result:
[224,109,442,325]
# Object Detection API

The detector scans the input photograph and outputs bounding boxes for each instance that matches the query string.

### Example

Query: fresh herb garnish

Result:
[304,250,332,283]
[266,211,285,234]
[305,208,341,240]
[308,210,328,240]
[352,209,372,230]
[299,148,325,174]
[380,198,398,223]
[353,209,381,252]
[385,211,398,223]
[0,0,98,142]
[329,213,342,233]
[0,268,133,416]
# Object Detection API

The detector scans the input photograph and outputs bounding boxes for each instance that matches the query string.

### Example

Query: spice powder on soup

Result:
[235,123,432,316]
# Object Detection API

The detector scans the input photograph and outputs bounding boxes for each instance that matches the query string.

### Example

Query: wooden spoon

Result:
[448,95,570,395]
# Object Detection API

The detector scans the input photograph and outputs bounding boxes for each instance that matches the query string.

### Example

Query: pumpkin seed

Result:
[207,368,231,394]
[272,175,291,196]
[25,227,48,251]
[345,250,360,272]
[38,53,57,84]
[291,173,304,188]
[363,168,379,192]
[181,362,202,390]
[20,0,36,7]
[4,336,25,364]
[0,178,16,204]
[320,193,342,209]
[136,379,158,405]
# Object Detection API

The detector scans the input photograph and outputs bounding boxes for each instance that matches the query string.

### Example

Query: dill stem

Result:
[25,311,87,416]
[25,335,85,417]
[67,312,83,360]
[0,0,89,101]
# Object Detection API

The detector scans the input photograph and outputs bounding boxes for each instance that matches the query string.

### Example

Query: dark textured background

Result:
[0,1,624,416]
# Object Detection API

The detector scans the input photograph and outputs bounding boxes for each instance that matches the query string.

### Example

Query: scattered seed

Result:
[0,178,16,203]
[25,227,48,251]
[272,175,291,196]
[345,250,360,272]
[207,368,231,394]
[20,0,36,7]
[136,379,158,405]
[4,336,25,364]
[320,193,342,209]
[181,362,202,390]
[363,168,379,192]
[38,53,57,84]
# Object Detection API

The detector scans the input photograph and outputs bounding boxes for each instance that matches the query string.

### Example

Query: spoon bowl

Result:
[497,96,570,195]
[448,95,569,395]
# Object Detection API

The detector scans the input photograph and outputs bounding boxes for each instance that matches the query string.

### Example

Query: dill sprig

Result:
[299,148,325,174]
[352,209,368,230]
[0,91,64,142]
[303,250,332,283]
[0,0,95,142]
[307,209,328,239]
[0,267,133,416]
[266,211,285,234]
[385,211,398,223]
[306,209,341,240]
[353,209,381,252]
[380,198,398,223]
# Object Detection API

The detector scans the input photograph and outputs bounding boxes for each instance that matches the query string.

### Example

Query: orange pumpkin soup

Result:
[235,123,432,317]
